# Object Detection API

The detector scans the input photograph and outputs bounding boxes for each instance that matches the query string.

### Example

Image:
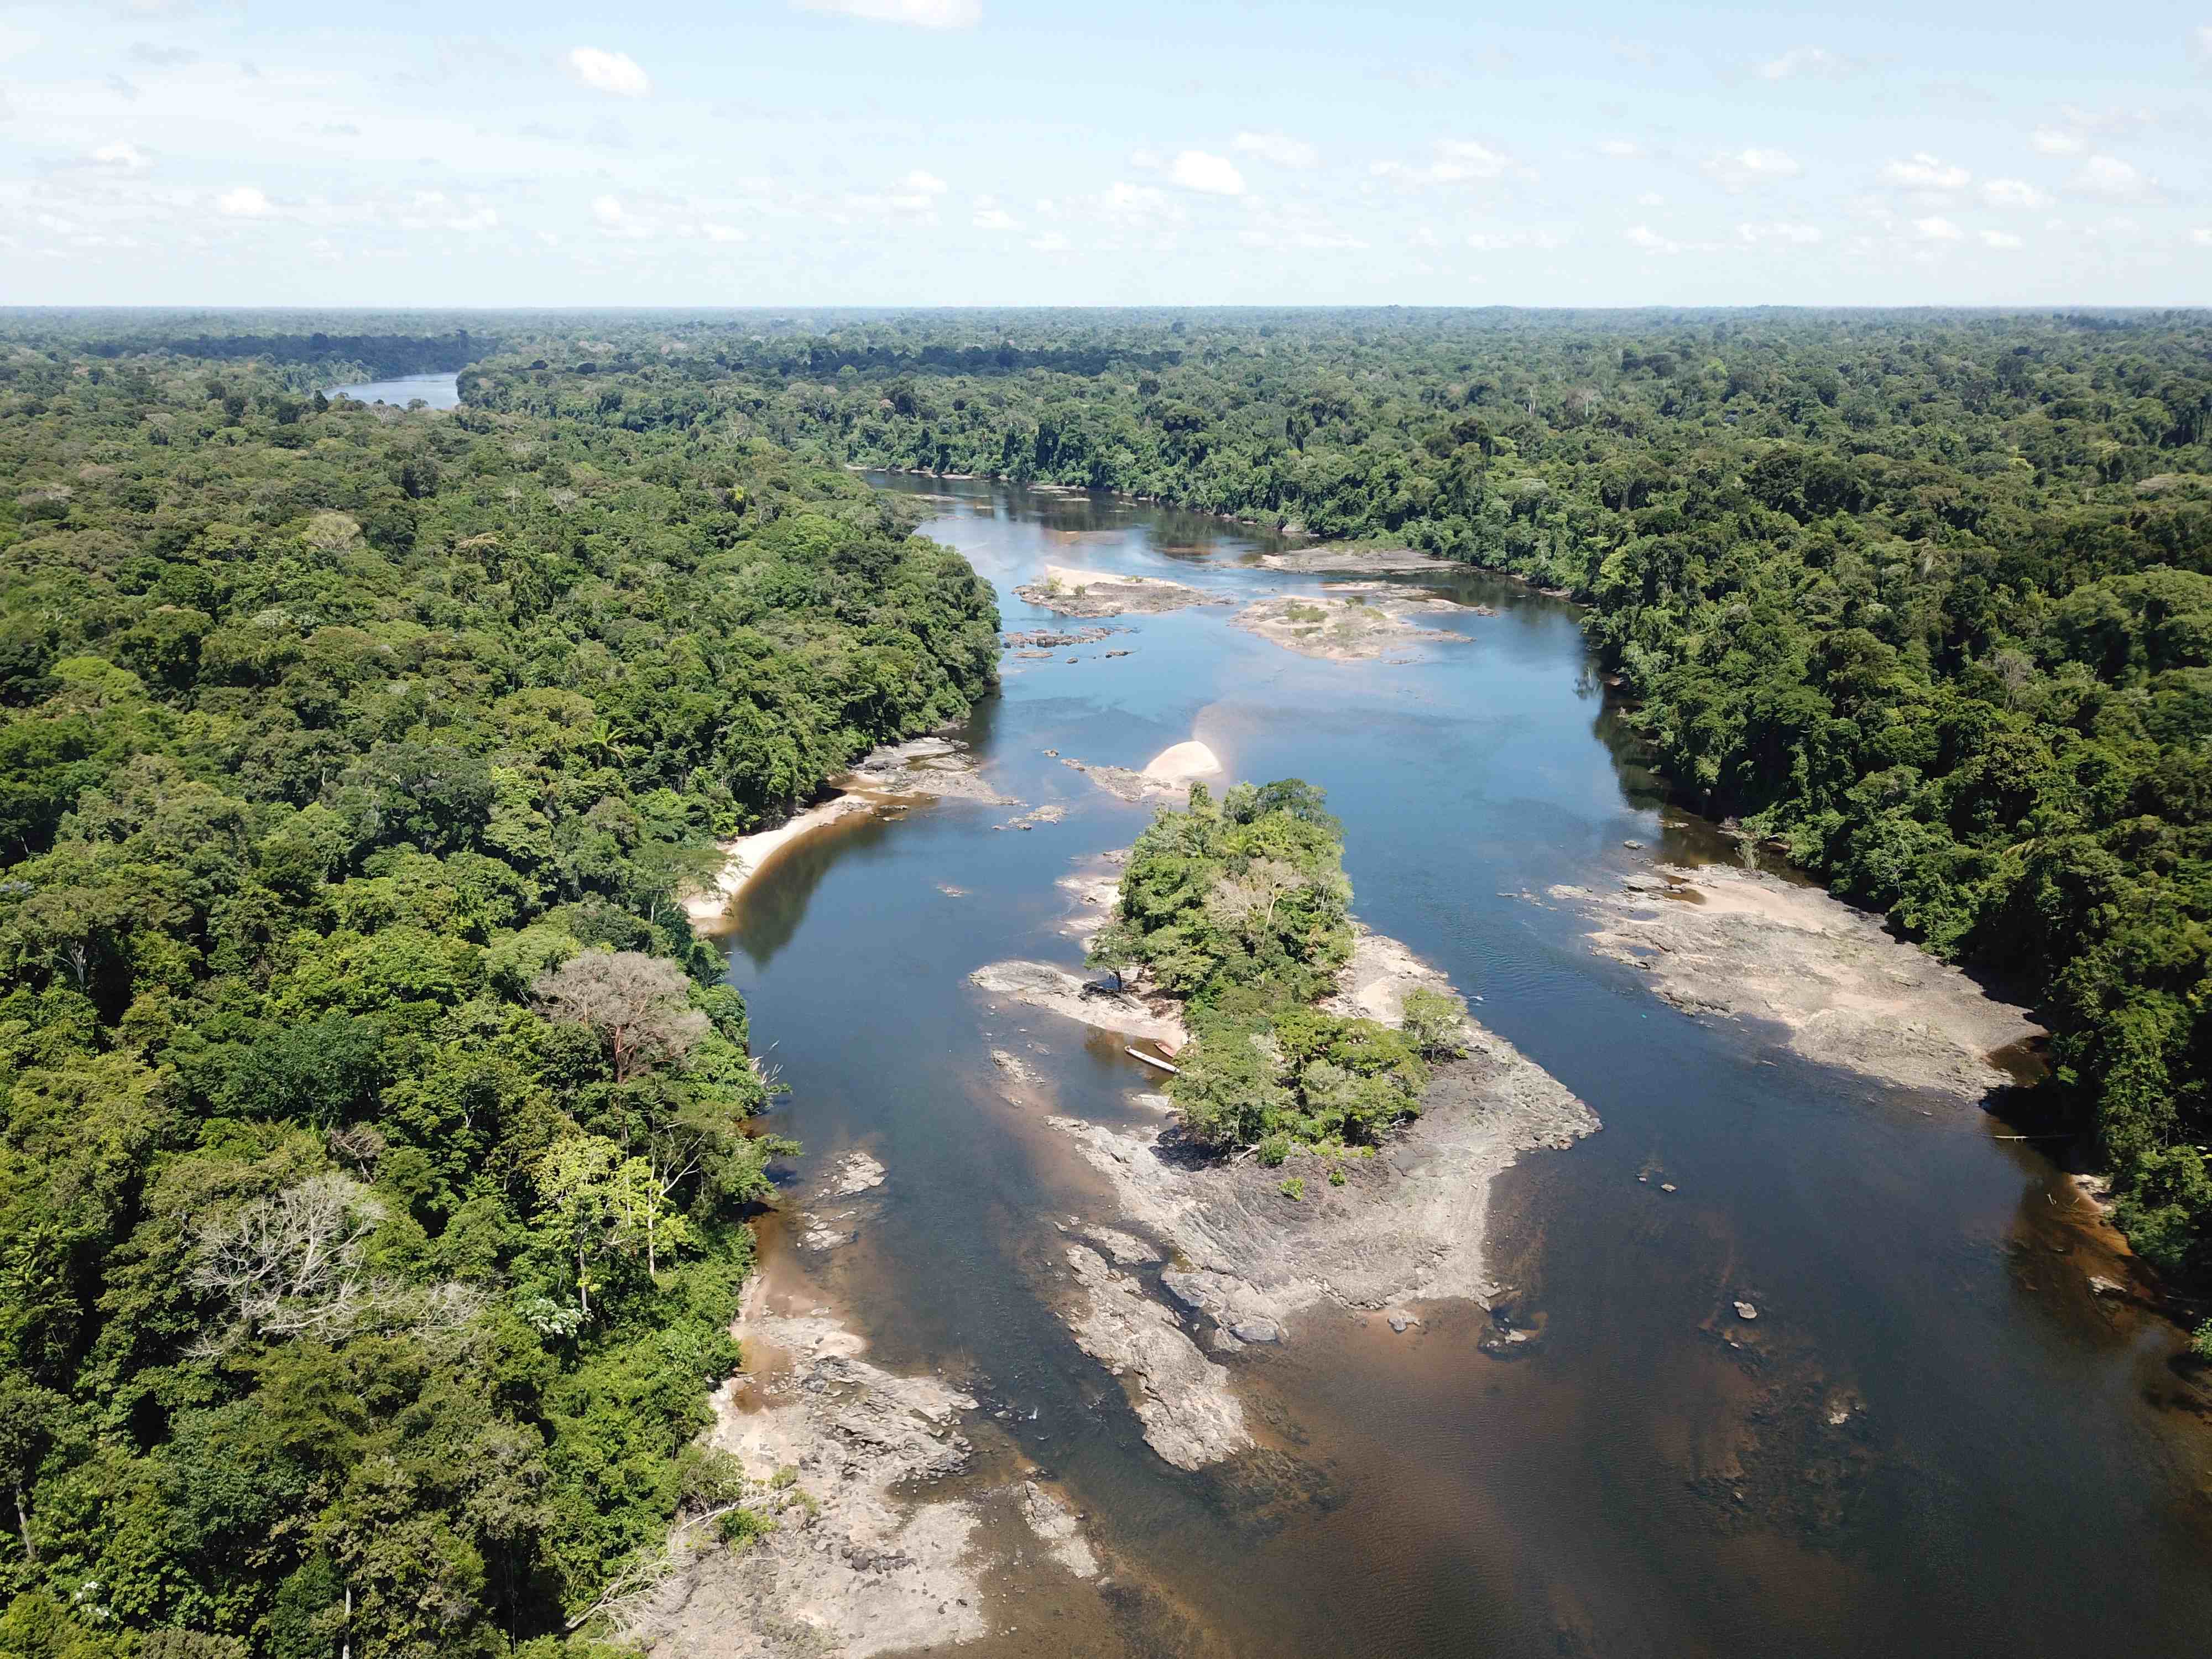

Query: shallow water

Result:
[323,371,460,408]
[714,476,2212,1657]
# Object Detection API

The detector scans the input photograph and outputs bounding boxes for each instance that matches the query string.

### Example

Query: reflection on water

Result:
[712,474,2212,1658]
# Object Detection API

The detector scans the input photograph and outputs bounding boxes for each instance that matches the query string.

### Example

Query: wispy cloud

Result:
[1737,220,1823,245]
[1757,45,1863,80]
[1702,148,1801,190]
[2075,154,2152,198]
[1881,152,1969,190]
[1233,131,1318,169]
[1373,139,1526,187]
[567,46,650,97]
[1982,178,2048,210]
[796,0,982,27]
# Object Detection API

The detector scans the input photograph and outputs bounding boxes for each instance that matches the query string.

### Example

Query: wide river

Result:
[711,475,2210,1657]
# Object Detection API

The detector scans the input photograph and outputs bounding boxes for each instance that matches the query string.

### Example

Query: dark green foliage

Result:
[1091,780,1426,1152]
[0,342,998,1655]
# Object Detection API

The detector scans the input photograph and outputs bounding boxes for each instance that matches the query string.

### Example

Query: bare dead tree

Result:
[531,951,709,1083]
[189,1175,385,1349]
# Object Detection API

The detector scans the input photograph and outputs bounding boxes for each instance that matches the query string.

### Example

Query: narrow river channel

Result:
[708,474,2211,1658]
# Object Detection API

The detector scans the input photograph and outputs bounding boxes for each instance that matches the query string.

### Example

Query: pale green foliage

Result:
[1400,984,1470,1058]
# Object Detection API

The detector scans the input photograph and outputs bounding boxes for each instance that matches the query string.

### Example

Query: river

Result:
[707,474,2211,1658]
[324,370,461,409]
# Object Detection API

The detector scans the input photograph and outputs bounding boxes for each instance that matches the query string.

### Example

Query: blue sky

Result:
[1,0,2206,306]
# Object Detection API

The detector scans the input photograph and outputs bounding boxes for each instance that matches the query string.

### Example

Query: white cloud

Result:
[701,222,745,243]
[1981,229,2023,248]
[1595,139,1645,160]
[1233,131,1318,169]
[1703,148,1801,190]
[91,142,150,169]
[566,46,651,98]
[1373,139,1521,187]
[2032,127,2084,156]
[2194,227,2212,247]
[1737,220,1823,245]
[1625,223,1681,254]
[1982,178,2049,209]
[1882,152,1969,189]
[1759,45,1860,80]
[1168,150,1244,195]
[2196,24,2212,58]
[0,24,40,63]
[796,0,982,27]
[1636,191,1666,207]
[447,205,499,232]
[972,195,1016,230]
[1028,231,1070,252]
[215,185,273,218]
[902,169,948,195]
[592,194,627,226]
[1913,215,1963,241]
[2074,154,2150,198]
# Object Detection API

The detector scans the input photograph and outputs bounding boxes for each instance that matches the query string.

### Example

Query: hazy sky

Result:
[1,0,2206,306]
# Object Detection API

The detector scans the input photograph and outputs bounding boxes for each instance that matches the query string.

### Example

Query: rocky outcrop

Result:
[1057,1243,1254,1471]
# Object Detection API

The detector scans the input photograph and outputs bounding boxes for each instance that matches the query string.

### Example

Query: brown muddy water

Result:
[708,476,2212,1658]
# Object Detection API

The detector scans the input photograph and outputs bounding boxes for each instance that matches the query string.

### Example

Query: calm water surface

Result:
[323,371,460,408]
[714,476,2212,1658]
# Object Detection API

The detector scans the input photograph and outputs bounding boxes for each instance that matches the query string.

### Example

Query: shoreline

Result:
[684,737,1017,933]
[681,795,876,931]
[1550,861,2045,1099]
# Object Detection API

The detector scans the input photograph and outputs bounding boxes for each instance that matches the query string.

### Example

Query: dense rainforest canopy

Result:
[0,330,998,1657]
[2,301,2209,1651]
[457,305,2212,1287]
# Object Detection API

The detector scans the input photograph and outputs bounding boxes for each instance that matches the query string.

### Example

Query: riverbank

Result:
[682,796,879,930]
[1551,862,2044,1098]
[685,739,1016,931]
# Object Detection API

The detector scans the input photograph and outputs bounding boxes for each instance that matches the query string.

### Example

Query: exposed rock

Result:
[626,1303,985,1659]
[827,1150,886,1197]
[1553,863,2044,1099]
[847,735,1019,807]
[1058,1244,1254,1470]
[1015,1480,1100,1580]
[1079,1223,1161,1265]
[1255,547,1451,574]
[1733,1300,1760,1321]
[1004,625,1121,649]
[990,1048,1041,1090]
[968,959,1188,1046]
[1233,592,1468,662]
[1014,564,1220,617]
